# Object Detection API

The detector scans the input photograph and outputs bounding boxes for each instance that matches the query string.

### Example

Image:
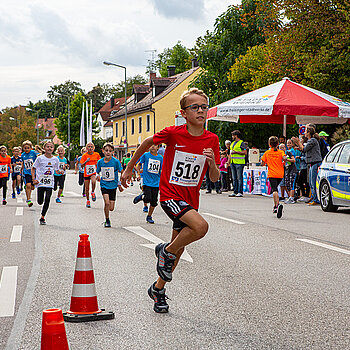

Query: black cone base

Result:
[63,309,114,323]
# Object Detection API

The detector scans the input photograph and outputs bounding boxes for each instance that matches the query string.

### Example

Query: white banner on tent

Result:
[296,116,348,125]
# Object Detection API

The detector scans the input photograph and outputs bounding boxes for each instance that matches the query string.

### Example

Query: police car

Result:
[316,140,350,212]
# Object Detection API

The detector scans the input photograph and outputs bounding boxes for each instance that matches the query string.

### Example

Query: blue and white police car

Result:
[316,140,350,211]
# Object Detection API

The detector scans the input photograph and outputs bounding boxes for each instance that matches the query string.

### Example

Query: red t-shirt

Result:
[0,155,11,178]
[153,125,220,209]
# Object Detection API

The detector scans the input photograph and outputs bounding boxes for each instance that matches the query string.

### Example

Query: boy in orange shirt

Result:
[261,136,287,218]
[0,145,12,205]
[80,142,101,208]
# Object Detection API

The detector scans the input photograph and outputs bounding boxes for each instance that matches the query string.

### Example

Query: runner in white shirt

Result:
[32,141,62,225]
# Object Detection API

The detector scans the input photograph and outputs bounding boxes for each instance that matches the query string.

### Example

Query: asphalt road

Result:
[1,171,350,350]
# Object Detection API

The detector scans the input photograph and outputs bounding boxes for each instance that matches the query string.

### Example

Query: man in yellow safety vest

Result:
[228,130,248,197]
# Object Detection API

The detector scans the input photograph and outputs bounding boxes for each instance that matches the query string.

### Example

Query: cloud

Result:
[150,0,204,19]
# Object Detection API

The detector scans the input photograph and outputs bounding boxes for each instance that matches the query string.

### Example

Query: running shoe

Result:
[27,200,33,207]
[284,197,291,204]
[146,216,154,224]
[17,187,20,195]
[273,205,278,213]
[86,200,91,208]
[60,193,64,197]
[155,243,176,282]
[148,282,169,313]
[216,190,222,194]
[228,193,236,197]
[12,193,16,199]
[56,198,62,203]
[133,193,144,204]
[91,192,96,201]
[2,199,7,205]
[277,204,283,219]
[104,218,111,228]
[143,206,148,213]
[308,201,318,206]
[39,218,46,225]
[236,193,243,197]
[289,198,296,204]
[205,190,212,194]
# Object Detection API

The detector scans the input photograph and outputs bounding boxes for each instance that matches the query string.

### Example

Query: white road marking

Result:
[0,266,18,317]
[297,239,350,256]
[202,212,245,225]
[17,198,23,203]
[64,191,81,197]
[124,226,193,263]
[15,207,23,216]
[10,225,22,243]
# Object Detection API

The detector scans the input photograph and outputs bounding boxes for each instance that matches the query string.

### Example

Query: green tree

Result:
[154,41,192,77]
[86,83,120,111]
[114,75,148,98]
[55,92,99,146]
[47,81,85,117]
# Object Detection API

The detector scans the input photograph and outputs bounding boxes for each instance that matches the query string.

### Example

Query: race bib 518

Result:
[169,151,206,187]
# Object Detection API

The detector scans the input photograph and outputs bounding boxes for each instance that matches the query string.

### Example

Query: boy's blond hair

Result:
[180,88,208,110]
[12,146,19,151]
[102,142,114,150]
[0,145,7,151]
[22,140,33,148]
[43,140,54,148]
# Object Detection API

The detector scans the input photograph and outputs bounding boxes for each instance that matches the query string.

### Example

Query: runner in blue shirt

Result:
[54,145,69,203]
[11,147,23,198]
[96,143,123,227]
[133,144,163,224]
[21,140,37,207]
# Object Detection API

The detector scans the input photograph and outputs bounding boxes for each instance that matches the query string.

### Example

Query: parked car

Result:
[316,140,350,212]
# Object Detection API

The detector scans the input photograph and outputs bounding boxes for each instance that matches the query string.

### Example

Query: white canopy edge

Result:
[208,115,239,123]
[296,116,348,125]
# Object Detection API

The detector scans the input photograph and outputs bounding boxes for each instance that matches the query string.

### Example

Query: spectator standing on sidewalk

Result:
[219,151,229,192]
[228,130,247,197]
[224,140,232,191]
[292,126,322,206]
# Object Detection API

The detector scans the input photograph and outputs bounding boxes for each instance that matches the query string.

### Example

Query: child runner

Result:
[284,141,297,204]
[133,144,163,224]
[278,143,288,201]
[11,147,23,198]
[54,145,69,203]
[21,140,37,207]
[121,88,220,313]
[219,151,229,192]
[31,141,62,224]
[0,146,12,205]
[80,142,101,208]
[96,143,123,227]
[75,147,86,197]
[261,136,287,218]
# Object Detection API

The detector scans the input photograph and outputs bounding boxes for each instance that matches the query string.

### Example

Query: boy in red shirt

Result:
[0,145,12,205]
[80,142,101,208]
[121,88,220,313]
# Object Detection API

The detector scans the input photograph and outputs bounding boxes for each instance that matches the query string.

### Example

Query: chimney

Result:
[167,65,176,77]
[191,57,199,68]
[149,72,156,82]
[110,97,114,109]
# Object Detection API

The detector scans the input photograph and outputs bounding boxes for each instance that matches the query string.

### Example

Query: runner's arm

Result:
[121,136,154,187]
[31,166,39,185]
[203,148,220,183]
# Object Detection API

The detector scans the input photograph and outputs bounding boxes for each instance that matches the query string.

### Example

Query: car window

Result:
[325,145,342,163]
[337,143,350,164]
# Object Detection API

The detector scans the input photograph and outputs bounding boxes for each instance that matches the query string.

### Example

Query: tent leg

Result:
[283,115,287,137]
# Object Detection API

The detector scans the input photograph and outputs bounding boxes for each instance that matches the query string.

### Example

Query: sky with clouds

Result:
[0,0,238,109]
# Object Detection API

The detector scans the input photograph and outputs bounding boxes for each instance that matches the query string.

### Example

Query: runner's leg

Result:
[91,174,96,193]
[41,188,52,217]
[84,178,90,201]
[103,193,110,219]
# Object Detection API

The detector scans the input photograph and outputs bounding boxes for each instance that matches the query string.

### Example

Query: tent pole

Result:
[283,115,287,137]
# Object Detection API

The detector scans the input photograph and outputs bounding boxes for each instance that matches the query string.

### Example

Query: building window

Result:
[131,118,135,135]
[138,116,142,133]
[122,121,125,136]
[146,114,150,132]
[115,122,118,138]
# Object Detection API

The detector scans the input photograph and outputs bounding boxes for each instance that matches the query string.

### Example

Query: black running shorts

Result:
[160,199,195,232]
[269,177,282,193]
[143,185,159,207]
[101,187,117,201]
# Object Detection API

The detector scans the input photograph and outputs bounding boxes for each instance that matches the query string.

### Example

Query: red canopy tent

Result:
[207,78,350,136]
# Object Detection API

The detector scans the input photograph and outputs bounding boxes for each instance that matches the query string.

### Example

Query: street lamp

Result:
[54,94,71,161]
[103,61,128,152]
[26,108,40,145]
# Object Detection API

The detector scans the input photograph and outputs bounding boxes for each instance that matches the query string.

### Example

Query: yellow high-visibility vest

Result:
[230,140,245,164]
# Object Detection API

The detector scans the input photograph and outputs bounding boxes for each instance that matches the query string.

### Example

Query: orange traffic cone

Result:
[63,234,114,322]
[41,308,69,349]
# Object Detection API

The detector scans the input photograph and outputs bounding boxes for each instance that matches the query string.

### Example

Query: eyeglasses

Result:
[183,104,209,112]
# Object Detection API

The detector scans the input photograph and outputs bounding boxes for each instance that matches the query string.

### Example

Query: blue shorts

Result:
[24,174,33,185]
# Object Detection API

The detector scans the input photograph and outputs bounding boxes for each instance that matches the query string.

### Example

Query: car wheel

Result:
[320,181,338,212]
